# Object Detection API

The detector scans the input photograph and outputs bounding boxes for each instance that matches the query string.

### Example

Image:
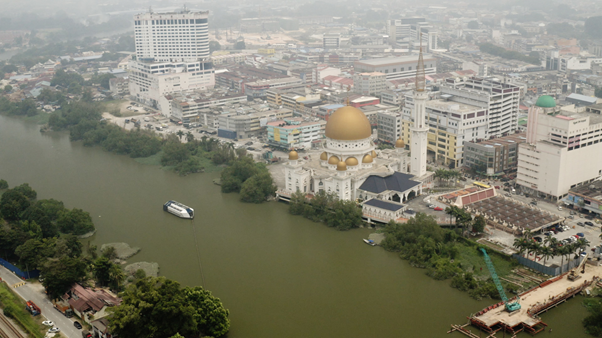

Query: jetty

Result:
[449,262,602,337]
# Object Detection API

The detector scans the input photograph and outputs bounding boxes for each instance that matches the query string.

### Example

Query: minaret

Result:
[410,40,428,178]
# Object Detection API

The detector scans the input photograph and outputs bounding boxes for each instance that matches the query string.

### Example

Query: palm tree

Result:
[541,246,554,265]
[176,130,184,140]
[513,237,526,257]
[186,131,194,143]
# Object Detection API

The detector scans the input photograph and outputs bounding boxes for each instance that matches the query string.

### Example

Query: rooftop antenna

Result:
[415,32,426,92]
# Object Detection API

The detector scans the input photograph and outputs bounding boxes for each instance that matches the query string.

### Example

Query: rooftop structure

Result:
[354,55,437,81]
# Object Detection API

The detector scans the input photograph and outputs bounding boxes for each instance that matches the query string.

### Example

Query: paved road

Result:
[0,267,80,338]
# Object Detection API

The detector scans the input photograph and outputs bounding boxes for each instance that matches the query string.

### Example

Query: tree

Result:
[93,256,114,287]
[15,238,56,270]
[13,183,37,200]
[324,199,363,230]
[0,189,30,221]
[233,41,246,49]
[0,179,7,189]
[108,277,230,337]
[176,130,184,141]
[472,215,486,233]
[239,171,276,203]
[186,131,194,143]
[583,298,602,336]
[467,21,479,29]
[289,191,308,215]
[161,135,190,166]
[209,41,221,53]
[56,208,95,235]
[220,156,259,193]
[41,256,87,298]
[585,16,602,39]
[3,85,12,93]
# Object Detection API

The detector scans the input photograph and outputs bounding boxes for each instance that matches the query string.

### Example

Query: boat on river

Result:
[363,239,376,246]
[163,201,194,219]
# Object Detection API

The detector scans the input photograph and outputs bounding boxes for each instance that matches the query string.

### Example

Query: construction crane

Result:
[568,253,588,281]
[480,248,521,312]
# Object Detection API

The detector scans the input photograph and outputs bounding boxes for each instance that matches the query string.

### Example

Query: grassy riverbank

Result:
[0,283,45,338]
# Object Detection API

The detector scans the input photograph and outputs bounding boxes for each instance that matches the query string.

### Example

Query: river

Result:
[0,114,593,337]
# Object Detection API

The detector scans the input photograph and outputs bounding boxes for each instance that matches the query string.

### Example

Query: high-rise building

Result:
[354,55,437,81]
[129,8,215,110]
[352,72,386,96]
[517,97,602,201]
[388,18,437,51]
[323,33,341,49]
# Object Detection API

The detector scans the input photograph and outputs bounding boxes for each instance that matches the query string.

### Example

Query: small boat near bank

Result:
[363,239,376,246]
[163,201,194,219]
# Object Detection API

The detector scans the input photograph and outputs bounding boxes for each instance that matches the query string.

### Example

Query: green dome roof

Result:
[535,95,556,108]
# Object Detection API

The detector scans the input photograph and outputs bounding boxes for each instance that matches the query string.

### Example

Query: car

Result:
[585,221,595,226]
[557,227,564,232]
[245,142,253,146]
[434,206,443,211]
[576,232,585,238]
[577,222,584,226]
[570,211,576,215]
[74,321,82,329]
[506,193,512,197]
[544,231,553,237]
[558,206,563,211]
[585,215,594,220]
[580,251,587,256]
[530,201,537,205]
[247,147,255,151]
[533,236,543,242]
[427,204,435,209]
[568,215,574,219]
[42,321,54,326]
[48,327,60,333]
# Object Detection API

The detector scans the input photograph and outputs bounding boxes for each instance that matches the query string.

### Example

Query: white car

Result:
[428,204,436,209]
[42,321,54,327]
[48,327,60,333]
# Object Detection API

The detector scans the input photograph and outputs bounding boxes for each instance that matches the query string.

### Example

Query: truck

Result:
[52,300,74,317]
[26,300,41,316]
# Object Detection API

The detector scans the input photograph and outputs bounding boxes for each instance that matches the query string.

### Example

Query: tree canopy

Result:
[585,16,602,39]
[109,277,230,337]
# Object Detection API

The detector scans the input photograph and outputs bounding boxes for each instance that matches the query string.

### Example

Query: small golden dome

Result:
[371,150,377,158]
[328,155,340,165]
[362,154,373,163]
[320,152,328,161]
[288,150,299,160]
[345,157,358,166]
[395,138,405,148]
[336,161,347,171]
[325,106,372,141]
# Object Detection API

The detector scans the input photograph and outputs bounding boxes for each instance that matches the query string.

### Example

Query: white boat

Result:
[163,201,194,219]
[363,239,376,246]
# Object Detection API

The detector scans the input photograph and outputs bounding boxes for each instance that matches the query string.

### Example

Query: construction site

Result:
[449,256,602,337]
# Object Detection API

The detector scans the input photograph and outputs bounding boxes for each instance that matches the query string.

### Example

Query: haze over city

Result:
[1,0,602,337]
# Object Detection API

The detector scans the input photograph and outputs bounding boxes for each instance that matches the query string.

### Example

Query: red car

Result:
[434,206,443,211]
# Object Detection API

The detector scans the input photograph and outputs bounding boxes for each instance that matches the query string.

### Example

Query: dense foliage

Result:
[585,16,602,39]
[109,277,230,338]
[288,191,363,230]
[479,43,540,65]
[221,156,276,203]
[583,298,602,336]
[0,97,40,117]
[381,213,516,300]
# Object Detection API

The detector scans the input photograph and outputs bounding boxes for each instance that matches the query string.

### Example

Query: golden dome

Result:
[288,150,299,160]
[320,152,328,161]
[395,138,405,148]
[362,154,373,163]
[328,155,340,165]
[336,161,347,171]
[325,106,372,141]
[345,157,358,166]
[371,150,377,158]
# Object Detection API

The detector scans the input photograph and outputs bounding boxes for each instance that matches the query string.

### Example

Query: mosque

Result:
[276,49,434,223]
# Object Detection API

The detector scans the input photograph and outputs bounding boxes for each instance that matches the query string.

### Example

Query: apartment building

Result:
[266,117,327,150]
[217,108,293,139]
[353,72,387,96]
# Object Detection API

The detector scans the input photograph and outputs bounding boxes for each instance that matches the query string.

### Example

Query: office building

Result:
[354,55,437,81]
[217,108,293,140]
[323,33,341,49]
[440,77,521,138]
[517,97,602,200]
[129,9,215,109]
[353,72,387,96]
[387,18,437,51]
[266,117,327,150]
[464,133,526,176]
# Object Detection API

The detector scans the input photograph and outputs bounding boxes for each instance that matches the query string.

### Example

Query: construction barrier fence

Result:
[0,258,40,279]
[512,254,584,276]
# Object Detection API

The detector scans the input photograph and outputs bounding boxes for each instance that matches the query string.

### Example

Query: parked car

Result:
[74,321,82,329]
[585,215,594,220]
[544,231,553,237]
[530,201,537,206]
[577,222,584,226]
[576,233,585,238]
[434,206,443,211]
[42,321,54,326]
[585,221,595,226]
[568,215,574,219]
[48,327,60,333]
[427,204,435,209]
[558,206,563,211]
[533,236,543,242]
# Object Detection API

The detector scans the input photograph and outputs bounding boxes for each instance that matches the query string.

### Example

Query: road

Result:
[0,267,80,338]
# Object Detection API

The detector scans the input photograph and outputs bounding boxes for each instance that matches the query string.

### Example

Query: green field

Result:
[0,283,45,338]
